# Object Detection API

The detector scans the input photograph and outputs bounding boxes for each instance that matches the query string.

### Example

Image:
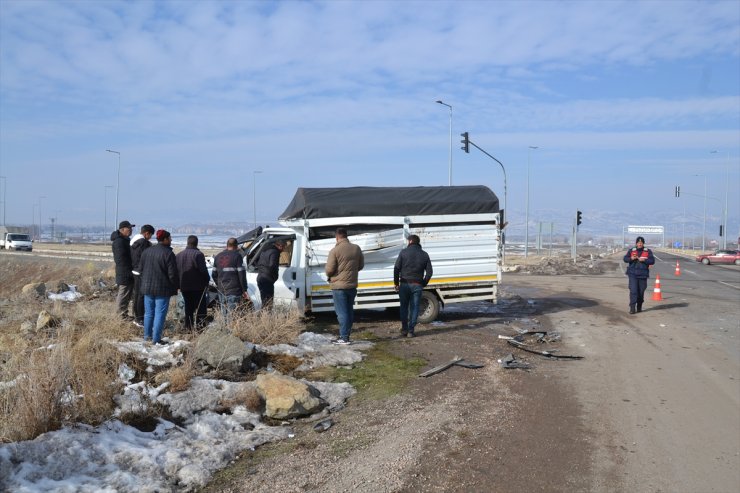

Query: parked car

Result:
[695,249,740,265]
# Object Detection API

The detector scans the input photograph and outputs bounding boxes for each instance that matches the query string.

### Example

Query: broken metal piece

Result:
[506,339,583,360]
[313,418,333,433]
[454,361,484,369]
[418,357,464,377]
[498,353,531,369]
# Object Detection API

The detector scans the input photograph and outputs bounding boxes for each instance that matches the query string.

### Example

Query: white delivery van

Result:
[240,186,502,323]
[0,227,33,251]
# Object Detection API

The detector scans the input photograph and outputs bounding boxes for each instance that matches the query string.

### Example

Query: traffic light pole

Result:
[460,133,508,265]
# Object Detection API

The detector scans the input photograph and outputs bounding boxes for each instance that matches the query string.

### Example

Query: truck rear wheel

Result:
[417,291,440,324]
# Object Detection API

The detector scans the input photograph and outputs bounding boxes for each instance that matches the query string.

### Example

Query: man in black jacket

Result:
[139,229,179,345]
[131,224,155,327]
[393,234,433,337]
[176,235,210,330]
[111,220,135,320]
[255,239,285,310]
[212,237,248,322]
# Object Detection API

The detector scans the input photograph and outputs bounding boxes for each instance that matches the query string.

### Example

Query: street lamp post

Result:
[106,150,121,227]
[253,170,263,229]
[710,150,730,249]
[32,203,38,239]
[694,174,707,252]
[104,185,113,233]
[524,146,538,263]
[0,175,6,226]
[435,100,453,186]
[38,195,46,242]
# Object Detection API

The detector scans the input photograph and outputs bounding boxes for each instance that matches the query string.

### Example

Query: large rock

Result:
[22,282,46,297]
[256,373,326,419]
[20,321,36,338]
[36,310,60,330]
[193,327,255,374]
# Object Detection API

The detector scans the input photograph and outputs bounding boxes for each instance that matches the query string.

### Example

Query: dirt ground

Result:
[202,255,739,493]
[2,249,737,492]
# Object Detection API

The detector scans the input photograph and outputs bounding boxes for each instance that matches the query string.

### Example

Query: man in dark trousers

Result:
[212,237,248,322]
[139,229,179,345]
[176,235,210,330]
[623,236,655,314]
[393,234,433,337]
[131,224,155,328]
[111,220,135,321]
[255,239,285,310]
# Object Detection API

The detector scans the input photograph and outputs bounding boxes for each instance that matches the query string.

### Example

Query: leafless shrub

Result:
[220,386,263,413]
[228,307,304,346]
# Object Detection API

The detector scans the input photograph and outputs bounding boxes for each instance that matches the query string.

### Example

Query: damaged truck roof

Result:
[279,186,500,220]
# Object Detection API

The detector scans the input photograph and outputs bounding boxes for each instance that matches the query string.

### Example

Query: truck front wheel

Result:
[417,291,440,324]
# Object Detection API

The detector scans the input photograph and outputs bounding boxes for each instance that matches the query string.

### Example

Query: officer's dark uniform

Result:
[623,236,655,314]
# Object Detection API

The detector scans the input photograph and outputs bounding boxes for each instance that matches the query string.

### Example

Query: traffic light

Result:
[675,186,680,198]
[719,225,724,237]
[576,210,582,226]
[460,132,469,153]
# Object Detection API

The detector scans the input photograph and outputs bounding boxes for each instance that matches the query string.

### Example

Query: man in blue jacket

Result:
[394,234,433,337]
[623,236,655,314]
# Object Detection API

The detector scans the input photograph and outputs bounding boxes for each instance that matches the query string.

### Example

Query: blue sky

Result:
[0,0,738,239]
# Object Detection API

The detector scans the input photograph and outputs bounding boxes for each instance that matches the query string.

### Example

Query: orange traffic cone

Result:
[651,274,663,301]
[675,260,681,276]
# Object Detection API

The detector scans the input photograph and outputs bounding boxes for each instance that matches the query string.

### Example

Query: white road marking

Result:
[717,281,740,290]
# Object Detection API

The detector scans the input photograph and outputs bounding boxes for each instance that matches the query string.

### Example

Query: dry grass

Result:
[0,319,126,442]
[226,307,304,346]
[220,386,263,413]
[0,255,309,443]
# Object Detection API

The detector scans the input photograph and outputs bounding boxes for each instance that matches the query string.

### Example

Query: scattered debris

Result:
[497,353,531,370]
[418,357,484,377]
[506,338,583,359]
[313,418,333,433]
[453,361,485,369]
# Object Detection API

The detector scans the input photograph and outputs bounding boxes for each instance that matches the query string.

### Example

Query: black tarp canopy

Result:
[279,186,499,220]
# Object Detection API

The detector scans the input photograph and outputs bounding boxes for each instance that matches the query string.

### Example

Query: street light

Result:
[104,185,114,233]
[694,174,707,252]
[0,175,6,226]
[524,146,538,263]
[106,149,121,227]
[253,170,263,229]
[435,100,453,186]
[32,203,38,239]
[38,195,46,242]
[710,150,730,249]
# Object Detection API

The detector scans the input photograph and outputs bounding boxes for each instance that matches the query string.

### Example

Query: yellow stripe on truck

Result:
[311,274,498,292]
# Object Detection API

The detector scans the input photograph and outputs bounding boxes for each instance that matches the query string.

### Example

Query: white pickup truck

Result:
[0,227,33,251]
[239,186,502,323]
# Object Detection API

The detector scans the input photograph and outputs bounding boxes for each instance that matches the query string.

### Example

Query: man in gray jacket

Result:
[393,234,433,337]
[326,228,364,345]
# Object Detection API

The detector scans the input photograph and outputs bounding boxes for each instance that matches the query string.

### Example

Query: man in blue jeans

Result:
[139,229,179,345]
[326,228,364,345]
[394,234,433,337]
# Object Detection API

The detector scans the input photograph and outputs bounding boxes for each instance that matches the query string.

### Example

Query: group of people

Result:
[113,220,436,345]
[113,221,278,344]
[112,221,209,344]
[325,227,433,345]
